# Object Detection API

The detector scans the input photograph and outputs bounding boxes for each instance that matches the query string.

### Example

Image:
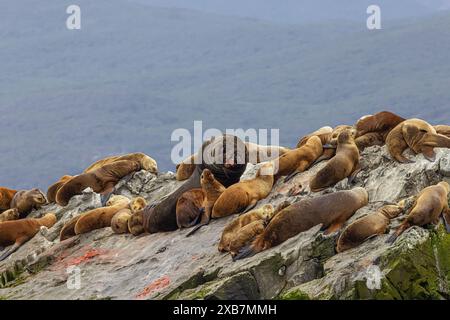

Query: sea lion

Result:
[354,132,385,151]
[142,134,249,233]
[130,197,148,214]
[185,169,226,236]
[355,111,405,138]
[245,142,290,164]
[176,154,196,181]
[47,175,73,203]
[56,160,141,206]
[310,129,360,192]
[10,189,48,218]
[435,125,450,138]
[59,196,130,240]
[0,187,18,212]
[229,220,266,258]
[235,187,368,260]
[176,188,205,229]
[387,181,450,243]
[111,209,132,234]
[275,136,323,182]
[296,126,333,148]
[212,161,275,218]
[0,213,57,261]
[0,208,19,222]
[218,204,275,252]
[74,195,131,235]
[336,204,404,252]
[84,152,157,174]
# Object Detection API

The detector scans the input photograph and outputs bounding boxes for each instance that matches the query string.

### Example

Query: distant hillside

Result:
[1,0,450,190]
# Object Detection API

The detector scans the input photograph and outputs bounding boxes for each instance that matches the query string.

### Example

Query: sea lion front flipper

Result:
[421,146,436,162]
[348,164,362,185]
[185,208,209,237]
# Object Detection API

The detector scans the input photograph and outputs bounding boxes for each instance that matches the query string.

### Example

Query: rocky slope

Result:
[0,146,449,300]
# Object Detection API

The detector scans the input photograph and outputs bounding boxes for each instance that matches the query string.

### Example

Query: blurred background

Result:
[1,0,450,190]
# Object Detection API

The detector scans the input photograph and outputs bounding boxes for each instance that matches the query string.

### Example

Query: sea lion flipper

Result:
[232,244,256,261]
[185,208,209,237]
[348,164,362,185]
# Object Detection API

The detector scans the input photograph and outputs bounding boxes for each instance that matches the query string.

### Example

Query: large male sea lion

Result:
[0,213,57,261]
[336,204,404,252]
[387,182,450,243]
[84,152,157,174]
[235,188,368,260]
[212,161,275,218]
[10,189,47,218]
[0,187,18,212]
[355,111,405,138]
[142,134,249,233]
[56,160,141,206]
[175,188,205,229]
[310,129,360,192]
[0,208,19,222]
[276,136,323,182]
[218,204,274,253]
[47,175,73,203]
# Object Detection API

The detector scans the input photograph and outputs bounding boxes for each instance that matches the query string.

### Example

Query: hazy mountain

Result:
[127,0,448,24]
[1,0,450,190]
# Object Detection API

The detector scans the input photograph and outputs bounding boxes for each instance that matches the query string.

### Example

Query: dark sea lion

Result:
[387,181,450,243]
[10,189,47,219]
[310,129,360,192]
[235,188,368,260]
[56,160,141,206]
[0,213,57,261]
[142,134,249,233]
[47,175,73,203]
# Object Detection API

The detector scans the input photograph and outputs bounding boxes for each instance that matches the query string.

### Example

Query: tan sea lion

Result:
[111,209,132,234]
[336,204,404,252]
[218,204,275,252]
[47,175,73,203]
[84,152,157,174]
[355,111,405,138]
[0,213,57,261]
[176,188,205,229]
[235,187,369,260]
[0,187,18,211]
[387,181,450,243]
[10,189,48,218]
[74,195,131,235]
[0,208,19,222]
[56,160,141,206]
[212,162,275,218]
[310,129,360,192]
[186,169,226,236]
[276,136,323,182]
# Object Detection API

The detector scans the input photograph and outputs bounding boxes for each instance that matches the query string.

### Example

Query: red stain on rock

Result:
[136,276,171,299]
[65,249,103,266]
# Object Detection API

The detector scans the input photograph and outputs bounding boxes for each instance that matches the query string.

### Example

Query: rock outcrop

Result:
[0,146,449,300]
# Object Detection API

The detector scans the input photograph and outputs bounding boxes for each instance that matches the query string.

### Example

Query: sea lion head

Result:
[337,128,356,144]
[200,169,214,185]
[141,155,158,174]
[3,208,19,220]
[438,181,450,194]
[30,189,48,206]
[261,204,275,220]
[106,195,130,207]
[130,197,148,213]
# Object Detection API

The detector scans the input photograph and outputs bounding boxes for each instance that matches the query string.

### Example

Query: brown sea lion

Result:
[354,132,385,151]
[310,129,360,192]
[74,196,131,235]
[176,188,205,229]
[130,197,148,214]
[276,136,323,182]
[10,189,47,218]
[0,187,18,212]
[47,175,73,203]
[111,209,132,234]
[355,111,405,138]
[142,134,249,233]
[235,187,368,260]
[435,125,450,138]
[56,160,141,206]
[336,204,404,252]
[84,152,157,174]
[0,213,57,261]
[245,142,290,164]
[229,220,266,258]
[186,169,226,236]
[176,154,197,181]
[0,208,19,222]
[212,162,275,218]
[218,204,275,252]
[387,181,450,243]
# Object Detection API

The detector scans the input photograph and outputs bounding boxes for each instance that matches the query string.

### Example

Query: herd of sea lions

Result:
[1,111,450,263]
